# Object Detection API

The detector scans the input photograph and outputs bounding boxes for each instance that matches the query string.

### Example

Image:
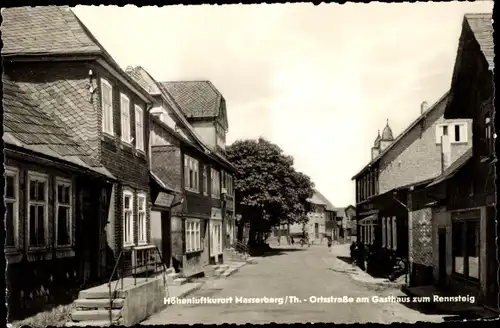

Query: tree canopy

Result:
[226,137,315,245]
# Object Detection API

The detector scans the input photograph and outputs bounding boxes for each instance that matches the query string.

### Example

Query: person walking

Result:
[327,236,333,252]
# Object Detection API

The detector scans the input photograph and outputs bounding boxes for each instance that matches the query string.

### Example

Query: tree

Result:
[226,137,315,248]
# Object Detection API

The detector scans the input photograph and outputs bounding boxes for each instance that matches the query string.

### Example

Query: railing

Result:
[107,245,170,324]
[233,240,249,254]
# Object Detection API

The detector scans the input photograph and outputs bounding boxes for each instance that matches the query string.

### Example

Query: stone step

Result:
[79,289,126,300]
[71,309,121,322]
[215,268,226,274]
[246,257,257,264]
[172,278,188,286]
[66,319,121,327]
[74,298,124,309]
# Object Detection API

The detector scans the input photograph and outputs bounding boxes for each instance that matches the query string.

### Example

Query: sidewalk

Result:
[329,244,406,288]
[402,285,500,320]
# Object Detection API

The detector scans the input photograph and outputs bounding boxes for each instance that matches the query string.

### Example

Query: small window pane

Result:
[6,176,15,198]
[30,180,37,200]
[5,202,15,246]
[29,205,37,245]
[37,206,45,245]
[124,195,130,209]
[58,185,63,203]
[454,125,460,142]
[37,181,45,201]
[57,207,70,245]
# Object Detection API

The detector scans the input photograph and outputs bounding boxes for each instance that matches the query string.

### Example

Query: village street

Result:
[143,244,446,324]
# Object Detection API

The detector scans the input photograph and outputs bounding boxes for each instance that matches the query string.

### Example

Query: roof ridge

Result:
[352,91,450,180]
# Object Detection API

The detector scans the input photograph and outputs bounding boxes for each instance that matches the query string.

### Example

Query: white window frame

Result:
[5,167,19,249]
[211,169,220,199]
[137,193,147,245]
[123,190,134,246]
[381,217,386,248]
[55,177,73,248]
[27,171,49,249]
[185,219,201,253]
[120,93,131,143]
[184,155,200,192]
[435,124,449,144]
[101,78,114,135]
[392,216,398,251]
[135,105,145,151]
[451,122,468,144]
[203,166,209,196]
[386,216,392,250]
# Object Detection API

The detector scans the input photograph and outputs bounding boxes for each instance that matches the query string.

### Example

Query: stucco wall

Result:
[191,121,216,148]
[379,100,472,193]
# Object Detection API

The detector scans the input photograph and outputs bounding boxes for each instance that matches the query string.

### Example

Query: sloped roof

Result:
[1,6,153,102]
[161,81,222,119]
[312,189,336,211]
[1,6,101,56]
[3,76,114,179]
[333,207,346,218]
[464,13,494,70]
[127,67,237,172]
[352,91,449,180]
[307,192,327,206]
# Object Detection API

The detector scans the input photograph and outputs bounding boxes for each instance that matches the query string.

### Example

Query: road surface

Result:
[143,244,445,324]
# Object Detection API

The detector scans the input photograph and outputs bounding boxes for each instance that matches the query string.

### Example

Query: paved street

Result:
[143,244,445,324]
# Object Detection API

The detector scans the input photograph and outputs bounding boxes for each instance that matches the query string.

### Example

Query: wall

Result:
[5,61,101,158]
[431,207,452,284]
[120,276,166,326]
[378,98,472,194]
[190,121,216,148]
[150,211,162,257]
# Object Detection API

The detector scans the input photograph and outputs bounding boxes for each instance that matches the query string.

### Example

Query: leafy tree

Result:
[226,137,314,248]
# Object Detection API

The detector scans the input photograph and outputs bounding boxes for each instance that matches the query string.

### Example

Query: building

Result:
[345,205,357,241]
[150,79,237,276]
[352,93,472,278]
[423,13,497,312]
[312,190,336,240]
[2,6,158,317]
[304,190,333,244]
[3,76,118,319]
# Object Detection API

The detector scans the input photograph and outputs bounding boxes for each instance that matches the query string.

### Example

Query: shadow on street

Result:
[336,256,355,265]
[251,247,307,258]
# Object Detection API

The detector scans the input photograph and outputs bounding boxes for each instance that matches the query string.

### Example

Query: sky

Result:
[74,1,493,207]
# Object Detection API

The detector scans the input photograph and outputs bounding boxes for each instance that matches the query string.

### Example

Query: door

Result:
[161,211,172,268]
[438,228,447,286]
[314,223,319,239]
[485,206,499,310]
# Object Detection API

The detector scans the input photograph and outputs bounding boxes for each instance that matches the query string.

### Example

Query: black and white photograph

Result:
[1,1,497,327]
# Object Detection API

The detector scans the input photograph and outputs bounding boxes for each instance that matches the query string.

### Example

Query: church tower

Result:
[371,130,381,160]
[380,119,394,151]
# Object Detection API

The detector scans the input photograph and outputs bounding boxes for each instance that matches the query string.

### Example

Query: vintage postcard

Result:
[1,1,497,327]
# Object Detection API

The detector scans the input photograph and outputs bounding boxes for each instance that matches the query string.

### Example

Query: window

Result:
[221,171,226,193]
[120,94,131,143]
[28,172,48,247]
[5,167,18,248]
[135,105,144,151]
[203,166,209,195]
[452,217,479,280]
[386,217,392,250]
[138,193,147,245]
[356,180,361,203]
[485,114,493,155]
[56,178,72,247]
[184,156,199,192]
[123,191,134,246]
[186,219,201,252]
[382,217,386,248]
[211,169,221,199]
[227,174,234,195]
[392,216,397,250]
[438,123,467,144]
[101,78,114,135]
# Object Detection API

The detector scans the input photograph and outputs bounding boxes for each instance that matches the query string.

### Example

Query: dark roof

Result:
[352,91,449,180]
[1,6,101,56]
[127,67,237,173]
[464,13,494,70]
[1,6,153,102]
[427,148,473,188]
[3,76,114,178]
[312,190,336,211]
[161,81,223,119]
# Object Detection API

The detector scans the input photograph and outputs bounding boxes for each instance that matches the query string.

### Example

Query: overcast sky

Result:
[74,2,493,207]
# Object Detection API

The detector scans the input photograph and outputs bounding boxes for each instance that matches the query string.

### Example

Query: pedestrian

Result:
[291,237,295,245]
[327,237,332,252]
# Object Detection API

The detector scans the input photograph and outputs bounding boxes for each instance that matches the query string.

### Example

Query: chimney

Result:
[441,134,451,172]
[421,101,429,114]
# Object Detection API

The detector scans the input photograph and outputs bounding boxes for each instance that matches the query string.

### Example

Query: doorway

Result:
[161,211,172,268]
[438,228,447,286]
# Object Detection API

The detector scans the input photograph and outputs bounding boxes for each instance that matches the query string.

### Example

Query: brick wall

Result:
[379,97,472,194]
